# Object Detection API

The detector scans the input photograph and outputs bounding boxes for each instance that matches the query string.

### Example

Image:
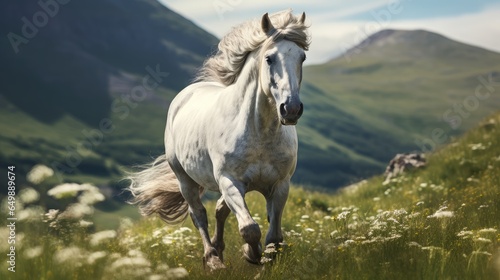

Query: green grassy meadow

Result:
[1,112,499,279]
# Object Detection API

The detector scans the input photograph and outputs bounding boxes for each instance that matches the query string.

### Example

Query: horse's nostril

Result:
[298,103,304,117]
[280,103,287,116]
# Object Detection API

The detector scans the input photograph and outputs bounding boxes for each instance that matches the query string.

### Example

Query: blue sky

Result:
[160,0,500,64]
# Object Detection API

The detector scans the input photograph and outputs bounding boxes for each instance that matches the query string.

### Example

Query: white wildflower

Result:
[153,228,165,238]
[178,227,192,233]
[119,217,134,231]
[156,264,170,272]
[408,212,421,219]
[47,183,83,199]
[44,209,59,221]
[469,143,486,150]
[428,211,454,218]
[54,246,87,266]
[474,237,492,244]
[458,229,473,238]
[408,242,422,248]
[109,253,122,260]
[393,209,408,216]
[17,206,44,221]
[18,188,40,204]
[419,183,428,187]
[305,228,315,232]
[79,220,93,228]
[260,256,273,264]
[24,246,43,259]
[467,177,479,183]
[387,218,400,224]
[478,228,497,234]
[163,236,174,245]
[78,186,105,205]
[87,251,107,264]
[337,211,350,220]
[26,164,54,184]
[344,240,355,246]
[110,256,151,271]
[264,243,277,254]
[59,203,93,219]
[301,215,310,219]
[428,207,454,219]
[422,246,444,251]
[119,235,137,247]
[165,267,189,279]
[128,249,145,258]
[373,197,381,201]
[90,230,117,246]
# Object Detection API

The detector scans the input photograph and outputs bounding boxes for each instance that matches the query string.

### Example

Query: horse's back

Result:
[167,82,223,120]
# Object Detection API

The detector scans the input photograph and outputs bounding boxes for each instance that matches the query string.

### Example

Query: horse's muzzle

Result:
[279,102,303,125]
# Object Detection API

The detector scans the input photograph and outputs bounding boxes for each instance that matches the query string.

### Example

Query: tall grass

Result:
[1,113,499,279]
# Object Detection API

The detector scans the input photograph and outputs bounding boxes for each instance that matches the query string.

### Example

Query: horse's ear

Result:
[299,12,306,24]
[261,13,275,35]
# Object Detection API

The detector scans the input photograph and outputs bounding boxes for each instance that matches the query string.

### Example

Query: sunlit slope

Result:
[296,29,500,187]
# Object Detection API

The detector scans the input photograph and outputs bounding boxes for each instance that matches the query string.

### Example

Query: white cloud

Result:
[160,0,500,65]
[389,7,500,53]
[306,4,500,64]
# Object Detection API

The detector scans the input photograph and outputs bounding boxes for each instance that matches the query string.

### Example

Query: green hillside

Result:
[295,29,500,187]
[2,111,499,279]
[0,0,218,186]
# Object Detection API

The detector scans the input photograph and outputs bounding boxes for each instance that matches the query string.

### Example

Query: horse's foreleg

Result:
[211,197,230,262]
[219,176,262,264]
[265,181,289,246]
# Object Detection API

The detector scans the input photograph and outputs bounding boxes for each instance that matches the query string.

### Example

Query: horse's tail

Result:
[126,154,189,225]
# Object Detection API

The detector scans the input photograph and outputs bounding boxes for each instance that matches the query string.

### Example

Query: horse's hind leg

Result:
[170,163,225,270]
[219,176,262,264]
[211,197,230,261]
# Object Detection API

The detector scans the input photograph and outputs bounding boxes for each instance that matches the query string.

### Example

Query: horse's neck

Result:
[232,52,279,133]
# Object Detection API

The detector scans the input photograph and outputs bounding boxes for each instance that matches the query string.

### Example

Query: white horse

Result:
[128,10,310,270]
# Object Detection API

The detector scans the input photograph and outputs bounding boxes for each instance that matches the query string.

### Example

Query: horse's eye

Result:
[265,56,272,65]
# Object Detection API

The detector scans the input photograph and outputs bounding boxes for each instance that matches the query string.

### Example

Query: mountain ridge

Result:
[295,28,500,186]
[335,28,500,64]
[0,0,218,125]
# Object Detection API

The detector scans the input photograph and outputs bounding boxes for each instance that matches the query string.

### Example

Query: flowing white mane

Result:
[195,10,310,86]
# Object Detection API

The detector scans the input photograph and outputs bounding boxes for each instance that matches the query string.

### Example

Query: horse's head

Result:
[259,12,307,126]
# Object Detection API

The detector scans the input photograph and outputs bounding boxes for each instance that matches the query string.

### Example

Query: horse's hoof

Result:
[204,255,226,271]
[242,243,262,265]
